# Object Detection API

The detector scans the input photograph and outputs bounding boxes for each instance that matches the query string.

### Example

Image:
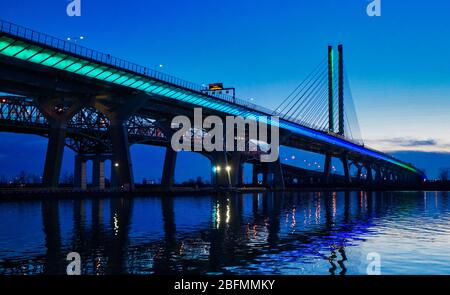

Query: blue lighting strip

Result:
[277,120,420,173]
[0,31,421,175]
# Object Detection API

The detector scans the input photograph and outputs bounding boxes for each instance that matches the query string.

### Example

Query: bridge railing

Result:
[0,19,364,146]
[0,21,276,114]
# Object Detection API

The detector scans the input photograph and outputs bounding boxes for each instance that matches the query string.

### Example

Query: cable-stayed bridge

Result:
[0,20,425,190]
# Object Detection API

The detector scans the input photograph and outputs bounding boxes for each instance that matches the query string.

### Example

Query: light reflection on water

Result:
[0,191,449,275]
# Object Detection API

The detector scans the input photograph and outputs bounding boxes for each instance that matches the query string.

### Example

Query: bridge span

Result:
[0,20,425,190]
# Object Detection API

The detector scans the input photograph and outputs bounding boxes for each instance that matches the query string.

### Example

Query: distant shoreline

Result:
[1,183,449,202]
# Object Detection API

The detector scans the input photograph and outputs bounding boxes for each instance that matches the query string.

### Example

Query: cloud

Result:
[380,138,438,147]
[365,137,450,153]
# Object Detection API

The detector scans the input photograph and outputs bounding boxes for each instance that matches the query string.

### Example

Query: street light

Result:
[225,165,232,188]
[114,162,119,167]
[67,35,85,42]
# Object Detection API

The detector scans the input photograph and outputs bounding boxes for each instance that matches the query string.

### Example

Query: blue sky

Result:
[1,0,450,179]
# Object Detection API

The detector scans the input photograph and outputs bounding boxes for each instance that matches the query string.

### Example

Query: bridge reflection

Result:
[0,192,429,275]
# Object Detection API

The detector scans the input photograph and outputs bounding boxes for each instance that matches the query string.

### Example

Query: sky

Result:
[1,0,450,180]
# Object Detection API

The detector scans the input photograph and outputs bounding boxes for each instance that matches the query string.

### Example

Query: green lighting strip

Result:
[0,35,245,117]
[0,34,421,175]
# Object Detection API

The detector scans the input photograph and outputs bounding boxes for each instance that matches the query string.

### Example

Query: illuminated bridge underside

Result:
[0,20,424,188]
[0,97,168,154]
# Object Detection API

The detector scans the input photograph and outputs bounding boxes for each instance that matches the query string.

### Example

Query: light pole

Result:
[226,166,232,188]
[66,35,85,43]
[212,165,232,187]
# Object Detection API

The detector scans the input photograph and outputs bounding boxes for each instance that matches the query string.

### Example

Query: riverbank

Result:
[1,182,450,201]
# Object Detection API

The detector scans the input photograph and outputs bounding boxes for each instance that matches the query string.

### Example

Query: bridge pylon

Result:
[341,153,352,184]
[37,97,83,188]
[211,151,243,188]
[95,93,148,191]
[162,147,177,188]
[338,44,345,136]
[324,154,332,184]
[74,154,111,190]
[328,46,334,132]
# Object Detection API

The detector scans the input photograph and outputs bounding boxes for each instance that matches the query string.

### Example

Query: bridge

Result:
[0,20,425,191]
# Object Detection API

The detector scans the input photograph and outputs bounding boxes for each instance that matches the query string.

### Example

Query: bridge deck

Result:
[0,19,422,176]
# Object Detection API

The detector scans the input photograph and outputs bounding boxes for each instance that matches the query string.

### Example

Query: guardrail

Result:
[1,21,273,113]
[0,19,348,136]
[0,20,424,175]
[2,18,399,162]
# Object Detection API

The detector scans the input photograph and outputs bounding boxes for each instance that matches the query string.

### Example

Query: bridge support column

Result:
[384,168,389,182]
[405,172,412,183]
[162,147,177,188]
[397,172,405,183]
[110,118,134,190]
[213,152,230,187]
[341,154,352,184]
[267,159,285,190]
[92,157,105,190]
[226,153,243,188]
[230,153,244,187]
[74,156,87,190]
[365,164,373,182]
[404,173,409,183]
[406,172,415,183]
[211,152,243,188]
[375,166,382,182]
[384,168,391,182]
[95,93,148,191]
[394,172,400,183]
[43,122,67,188]
[389,170,394,182]
[356,165,363,181]
[263,168,270,186]
[324,154,332,184]
[252,164,260,186]
[38,98,83,188]
[379,167,385,182]
[238,162,245,187]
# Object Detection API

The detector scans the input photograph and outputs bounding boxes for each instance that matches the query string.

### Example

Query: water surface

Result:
[0,191,449,275]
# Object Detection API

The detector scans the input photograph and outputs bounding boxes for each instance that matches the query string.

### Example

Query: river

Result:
[0,191,449,275]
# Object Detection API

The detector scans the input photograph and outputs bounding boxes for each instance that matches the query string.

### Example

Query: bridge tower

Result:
[328,45,334,133]
[324,46,334,184]
[338,44,345,136]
